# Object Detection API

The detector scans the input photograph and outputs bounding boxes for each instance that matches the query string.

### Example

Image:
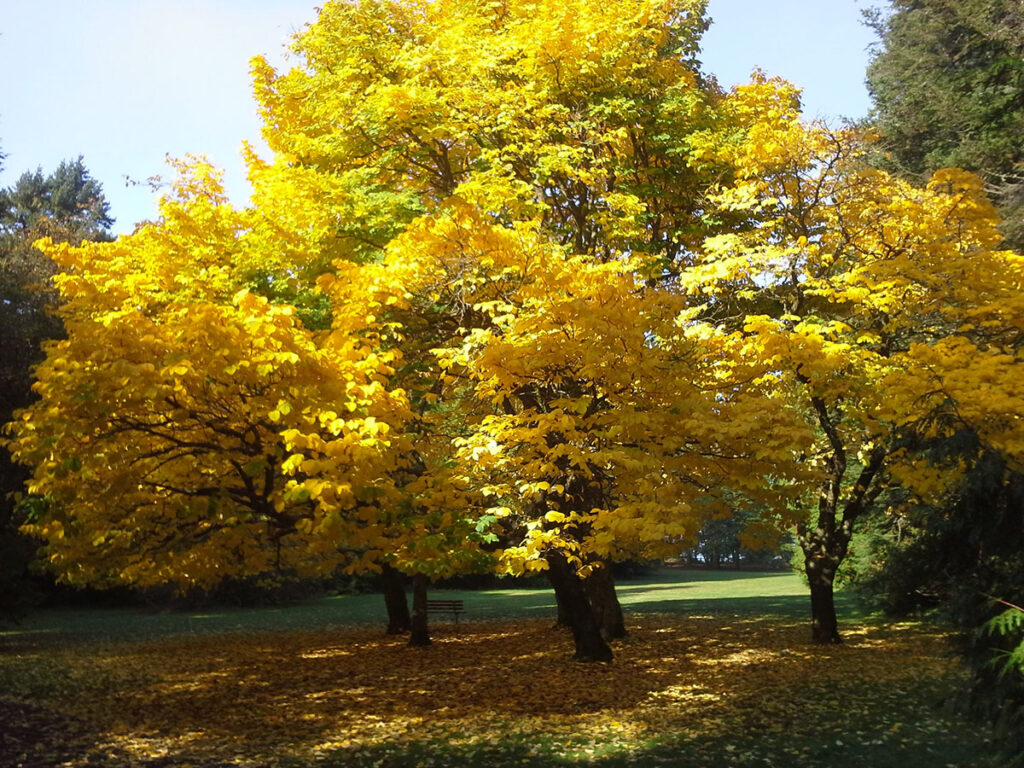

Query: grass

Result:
[0,569,999,768]
[0,569,846,644]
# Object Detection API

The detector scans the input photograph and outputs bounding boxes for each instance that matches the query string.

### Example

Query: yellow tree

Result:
[385,205,805,660]
[683,78,1024,642]
[15,0,1014,664]
[246,0,809,659]
[4,163,431,592]
[248,0,721,267]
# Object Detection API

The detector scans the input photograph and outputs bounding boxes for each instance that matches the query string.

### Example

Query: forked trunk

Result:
[408,572,431,647]
[584,563,627,640]
[796,383,888,647]
[546,552,613,662]
[381,562,411,635]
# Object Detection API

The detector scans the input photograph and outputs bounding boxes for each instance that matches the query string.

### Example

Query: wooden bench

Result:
[426,598,465,624]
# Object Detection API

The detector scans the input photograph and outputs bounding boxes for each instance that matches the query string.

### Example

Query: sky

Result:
[0,0,880,235]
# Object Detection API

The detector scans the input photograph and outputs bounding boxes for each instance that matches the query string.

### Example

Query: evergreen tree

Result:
[865,4,1024,753]
[0,156,113,620]
[0,157,113,416]
[866,0,1024,248]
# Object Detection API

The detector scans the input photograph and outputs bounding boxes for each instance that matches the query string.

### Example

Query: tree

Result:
[380,562,412,635]
[866,0,1024,249]
[849,438,1024,757]
[7,0,762,659]
[7,164,408,590]
[6,157,495,657]
[367,206,799,658]
[680,505,794,569]
[0,156,113,441]
[680,79,1023,642]
[9,0,1020,664]
[249,0,818,660]
[0,156,113,619]
[866,5,1024,749]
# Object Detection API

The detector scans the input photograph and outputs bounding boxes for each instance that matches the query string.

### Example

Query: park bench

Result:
[426,598,465,624]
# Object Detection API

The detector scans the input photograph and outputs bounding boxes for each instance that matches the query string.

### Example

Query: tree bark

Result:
[408,572,431,647]
[381,562,411,635]
[584,563,627,640]
[554,584,572,628]
[805,553,842,644]
[546,552,613,662]
[798,443,886,644]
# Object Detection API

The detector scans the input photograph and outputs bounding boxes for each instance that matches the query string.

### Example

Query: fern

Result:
[986,601,1024,679]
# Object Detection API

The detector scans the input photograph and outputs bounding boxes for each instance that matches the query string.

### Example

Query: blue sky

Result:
[0,0,879,235]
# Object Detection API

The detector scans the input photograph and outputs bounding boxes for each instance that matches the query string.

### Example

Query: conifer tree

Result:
[0,156,113,619]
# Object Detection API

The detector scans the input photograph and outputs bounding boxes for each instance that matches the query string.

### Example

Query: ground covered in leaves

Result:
[0,611,998,767]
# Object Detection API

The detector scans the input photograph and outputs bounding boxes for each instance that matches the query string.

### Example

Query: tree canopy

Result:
[863,0,1024,748]
[0,155,114,619]
[866,0,1024,248]
[4,0,1023,663]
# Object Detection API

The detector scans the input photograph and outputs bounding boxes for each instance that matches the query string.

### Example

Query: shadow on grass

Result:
[0,609,995,768]
[463,589,865,626]
[0,594,869,653]
[2,569,821,647]
[294,726,994,768]
[633,592,865,619]
[638,568,799,582]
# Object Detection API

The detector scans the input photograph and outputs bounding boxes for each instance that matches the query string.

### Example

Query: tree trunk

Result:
[584,563,627,640]
[806,554,842,644]
[408,572,431,647]
[554,584,572,628]
[546,552,613,662]
[381,562,411,635]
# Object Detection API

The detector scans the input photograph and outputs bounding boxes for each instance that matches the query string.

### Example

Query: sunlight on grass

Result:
[0,572,998,767]
[0,614,996,767]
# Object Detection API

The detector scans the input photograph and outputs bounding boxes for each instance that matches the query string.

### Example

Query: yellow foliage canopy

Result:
[4,0,1021,597]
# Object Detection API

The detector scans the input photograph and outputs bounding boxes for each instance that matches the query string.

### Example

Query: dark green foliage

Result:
[0,157,113,418]
[0,156,113,622]
[0,157,113,238]
[865,0,1024,248]
[679,511,795,570]
[949,461,1024,763]
[0,514,40,621]
[865,4,1024,752]
[855,438,1024,759]
[987,604,1024,681]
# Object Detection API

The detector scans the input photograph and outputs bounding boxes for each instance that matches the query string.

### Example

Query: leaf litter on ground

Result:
[0,614,999,767]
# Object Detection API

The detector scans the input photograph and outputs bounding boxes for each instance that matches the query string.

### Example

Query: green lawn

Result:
[0,568,844,644]
[0,570,999,768]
